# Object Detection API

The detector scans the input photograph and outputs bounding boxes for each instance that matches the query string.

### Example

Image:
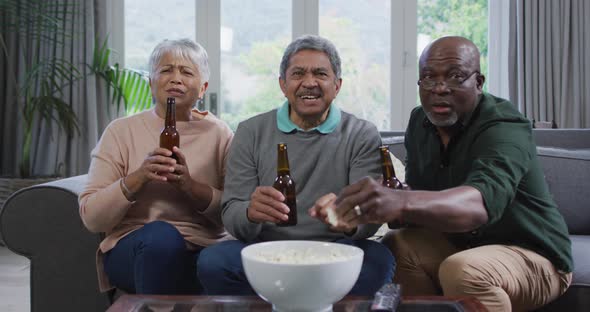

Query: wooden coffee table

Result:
[107,294,487,311]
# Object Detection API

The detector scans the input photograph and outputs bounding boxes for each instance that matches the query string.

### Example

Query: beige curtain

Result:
[0,0,116,177]
[509,0,590,128]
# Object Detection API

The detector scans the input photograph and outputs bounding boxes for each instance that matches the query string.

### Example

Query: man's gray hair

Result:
[279,35,341,80]
[148,38,210,84]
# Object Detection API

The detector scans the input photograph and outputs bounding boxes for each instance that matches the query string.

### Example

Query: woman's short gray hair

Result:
[279,35,341,80]
[148,38,210,84]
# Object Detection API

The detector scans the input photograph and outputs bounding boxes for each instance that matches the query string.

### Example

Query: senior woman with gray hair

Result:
[79,39,233,295]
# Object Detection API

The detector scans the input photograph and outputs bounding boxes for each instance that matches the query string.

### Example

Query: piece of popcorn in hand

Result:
[326,206,340,227]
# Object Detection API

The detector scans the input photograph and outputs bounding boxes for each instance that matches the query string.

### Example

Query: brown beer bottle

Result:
[273,143,297,226]
[159,97,180,161]
[380,145,404,229]
[380,145,403,190]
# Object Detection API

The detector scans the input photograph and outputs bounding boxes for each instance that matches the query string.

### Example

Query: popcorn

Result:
[326,206,340,227]
[253,247,350,264]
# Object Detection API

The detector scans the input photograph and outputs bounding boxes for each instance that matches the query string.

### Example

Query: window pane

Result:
[125,0,196,72]
[319,0,391,130]
[220,0,291,130]
[417,0,488,91]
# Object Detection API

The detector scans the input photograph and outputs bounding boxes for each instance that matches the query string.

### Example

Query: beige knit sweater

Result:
[79,108,233,291]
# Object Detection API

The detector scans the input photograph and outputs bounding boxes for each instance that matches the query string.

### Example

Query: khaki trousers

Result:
[382,228,572,312]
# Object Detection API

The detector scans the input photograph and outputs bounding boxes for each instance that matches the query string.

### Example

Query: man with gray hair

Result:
[197,35,394,295]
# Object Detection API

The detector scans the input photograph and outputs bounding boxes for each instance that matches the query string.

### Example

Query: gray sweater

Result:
[221,108,383,242]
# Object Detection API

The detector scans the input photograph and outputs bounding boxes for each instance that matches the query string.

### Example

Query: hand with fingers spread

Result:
[247,186,291,224]
[333,177,406,225]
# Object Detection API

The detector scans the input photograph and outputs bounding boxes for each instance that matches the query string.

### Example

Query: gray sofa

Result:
[0,129,588,312]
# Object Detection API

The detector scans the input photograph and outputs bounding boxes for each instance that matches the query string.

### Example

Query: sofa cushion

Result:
[538,235,590,312]
[536,148,590,235]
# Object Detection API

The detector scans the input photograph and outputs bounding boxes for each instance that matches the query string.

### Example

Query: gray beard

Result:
[425,111,459,127]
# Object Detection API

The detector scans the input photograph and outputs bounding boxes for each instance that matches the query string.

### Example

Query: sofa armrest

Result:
[0,174,110,312]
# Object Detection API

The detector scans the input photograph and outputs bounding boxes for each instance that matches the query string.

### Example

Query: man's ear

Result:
[476,74,486,91]
[279,77,287,96]
[334,78,342,95]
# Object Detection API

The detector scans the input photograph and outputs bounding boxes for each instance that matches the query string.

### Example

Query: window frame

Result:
[116,0,500,130]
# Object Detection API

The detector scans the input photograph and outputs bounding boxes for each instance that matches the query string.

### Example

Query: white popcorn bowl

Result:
[241,240,364,312]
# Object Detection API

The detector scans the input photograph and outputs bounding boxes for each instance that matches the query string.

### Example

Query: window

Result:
[319,0,391,130]
[417,0,488,96]
[219,0,291,130]
[124,0,196,72]
[120,0,489,130]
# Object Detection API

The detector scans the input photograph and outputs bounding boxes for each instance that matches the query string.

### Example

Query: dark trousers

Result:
[103,221,203,295]
[197,238,395,295]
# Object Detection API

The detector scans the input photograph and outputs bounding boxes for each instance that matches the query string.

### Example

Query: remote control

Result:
[371,283,402,311]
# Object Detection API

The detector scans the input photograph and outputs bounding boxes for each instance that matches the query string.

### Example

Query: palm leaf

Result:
[89,39,153,114]
[134,81,153,113]
[29,95,79,137]
[21,58,81,98]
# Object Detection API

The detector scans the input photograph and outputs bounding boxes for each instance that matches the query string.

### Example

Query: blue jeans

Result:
[197,238,395,295]
[103,221,203,295]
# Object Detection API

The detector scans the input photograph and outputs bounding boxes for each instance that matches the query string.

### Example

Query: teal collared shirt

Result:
[276,101,341,134]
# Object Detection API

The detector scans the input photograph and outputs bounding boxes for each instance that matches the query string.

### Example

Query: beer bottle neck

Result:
[277,145,291,175]
[165,102,176,127]
[380,148,397,179]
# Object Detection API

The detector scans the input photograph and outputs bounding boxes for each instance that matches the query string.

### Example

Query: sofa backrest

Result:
[381,131,406,163]
[533,129,590,149]
[536,148,590,235]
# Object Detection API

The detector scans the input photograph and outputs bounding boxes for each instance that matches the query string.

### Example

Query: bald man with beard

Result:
[312,36,573,311]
